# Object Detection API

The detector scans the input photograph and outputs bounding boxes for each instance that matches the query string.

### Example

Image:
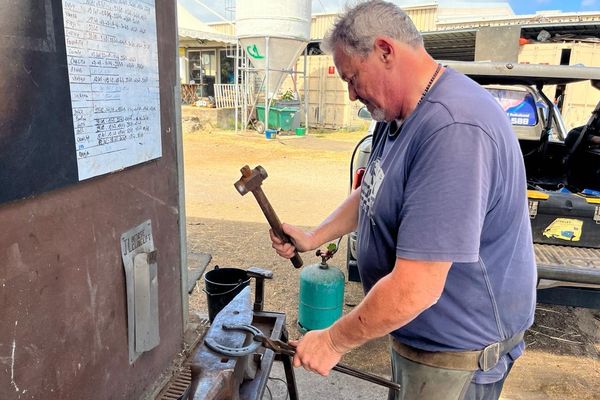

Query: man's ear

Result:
[374,37,393,64]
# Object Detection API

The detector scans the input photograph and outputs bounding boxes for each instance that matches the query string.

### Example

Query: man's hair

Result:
[321,0,424,57]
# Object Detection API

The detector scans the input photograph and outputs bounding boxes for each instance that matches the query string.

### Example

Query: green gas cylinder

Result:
[298,249,345,332]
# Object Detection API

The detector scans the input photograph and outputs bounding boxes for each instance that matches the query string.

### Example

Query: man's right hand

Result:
[269,223,316,258]
[270,189,361,260]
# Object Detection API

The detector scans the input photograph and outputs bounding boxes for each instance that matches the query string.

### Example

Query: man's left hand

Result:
[289,328,345,376]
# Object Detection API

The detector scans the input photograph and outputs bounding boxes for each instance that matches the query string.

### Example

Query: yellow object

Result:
[577,194,600,204]
[543,218,583,242]
[527,190,550,200]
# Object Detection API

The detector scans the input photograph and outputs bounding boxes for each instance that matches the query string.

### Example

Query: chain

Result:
[416,63,442,106]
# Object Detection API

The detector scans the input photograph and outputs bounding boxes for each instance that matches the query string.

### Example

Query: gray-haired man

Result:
[270,1,536,399]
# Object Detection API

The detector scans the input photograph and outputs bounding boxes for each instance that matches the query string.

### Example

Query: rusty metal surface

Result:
[159,367,192,400]
[0,1,182,399]
[160,310,289,400]
[188,286,254,400]
[239,312,289,400]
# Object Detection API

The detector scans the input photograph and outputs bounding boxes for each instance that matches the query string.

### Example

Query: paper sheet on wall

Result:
[62,0,161,180]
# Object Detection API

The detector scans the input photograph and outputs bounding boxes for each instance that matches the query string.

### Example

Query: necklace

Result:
[388,63,443,137]
[388,63,442,137]
[416,63,442,106]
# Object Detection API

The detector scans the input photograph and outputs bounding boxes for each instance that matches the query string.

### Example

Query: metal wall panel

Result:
[0,1,183,399]
[519,43,600,129]
[406,7,438,32]
[475,26,521,62]
[310,14,337,40]
[208,22,235,36]
[309,6,438,40]
[565,44,600,128]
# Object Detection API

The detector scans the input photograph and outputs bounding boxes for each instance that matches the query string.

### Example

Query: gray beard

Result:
[371,107,386,122]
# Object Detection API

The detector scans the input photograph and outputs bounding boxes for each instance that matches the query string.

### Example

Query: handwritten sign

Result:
[62,0,161,180]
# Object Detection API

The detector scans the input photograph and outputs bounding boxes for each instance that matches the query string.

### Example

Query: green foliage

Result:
[316,242,339,263]
[280,89,295,101]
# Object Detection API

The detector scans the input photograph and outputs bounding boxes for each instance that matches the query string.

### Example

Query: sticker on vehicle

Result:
[487,89,538,126]
[543,218,583,241]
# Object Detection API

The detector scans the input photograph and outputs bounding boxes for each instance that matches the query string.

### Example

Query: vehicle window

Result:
[487,88,538,126]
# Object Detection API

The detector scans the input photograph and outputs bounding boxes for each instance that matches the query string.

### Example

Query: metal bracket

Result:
[529,200,539,219]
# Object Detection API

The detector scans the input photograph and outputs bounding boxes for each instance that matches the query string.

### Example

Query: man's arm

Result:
[271,188,361,254]
[291,257,451,375]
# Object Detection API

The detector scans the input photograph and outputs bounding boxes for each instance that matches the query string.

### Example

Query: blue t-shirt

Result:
[356,68,536,383]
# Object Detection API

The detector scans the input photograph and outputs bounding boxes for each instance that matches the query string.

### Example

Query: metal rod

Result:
[243,67,298,73]
[234,42,239,133]
[333,363,401,392]
[537,263,600,285]
[303,45,308,135]
[172,7,189,329]
[265,36,270,131]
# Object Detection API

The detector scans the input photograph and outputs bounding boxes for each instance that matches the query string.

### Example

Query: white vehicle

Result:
[347,61,600,309]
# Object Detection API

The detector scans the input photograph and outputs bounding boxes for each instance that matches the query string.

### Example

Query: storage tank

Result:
[298,256,345,332]
[236,0,311,97]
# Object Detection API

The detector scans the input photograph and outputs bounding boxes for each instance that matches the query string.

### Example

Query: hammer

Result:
[234,165,303,268]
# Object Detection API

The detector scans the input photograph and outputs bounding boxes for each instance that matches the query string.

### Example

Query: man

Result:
[270,1,536,399]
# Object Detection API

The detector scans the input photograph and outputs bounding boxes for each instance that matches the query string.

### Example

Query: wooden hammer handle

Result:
[252,189,303,268]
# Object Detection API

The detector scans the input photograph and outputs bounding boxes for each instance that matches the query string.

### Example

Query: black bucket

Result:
[203,266,251,322]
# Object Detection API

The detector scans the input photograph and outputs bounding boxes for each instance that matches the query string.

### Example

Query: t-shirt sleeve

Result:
[396,123,499,262]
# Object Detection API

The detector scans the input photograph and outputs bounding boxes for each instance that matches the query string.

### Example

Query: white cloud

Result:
[581,0,597,7]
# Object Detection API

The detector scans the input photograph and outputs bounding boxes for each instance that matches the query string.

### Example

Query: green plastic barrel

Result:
[298,262,345,332]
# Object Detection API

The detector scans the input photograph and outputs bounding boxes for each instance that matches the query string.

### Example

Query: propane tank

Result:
[298,245,345,332]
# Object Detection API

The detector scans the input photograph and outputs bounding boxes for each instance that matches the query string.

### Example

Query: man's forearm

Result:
[328,258,450,353]
[309,189,361,247]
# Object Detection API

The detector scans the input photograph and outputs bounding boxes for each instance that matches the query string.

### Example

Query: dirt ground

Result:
[183,126,600,400]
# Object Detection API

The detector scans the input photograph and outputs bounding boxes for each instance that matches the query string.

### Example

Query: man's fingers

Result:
[272,241,295,258]
[269,228,284,244]
[292,354,302,368]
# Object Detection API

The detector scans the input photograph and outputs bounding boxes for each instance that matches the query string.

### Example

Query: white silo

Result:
[236,0,311,132]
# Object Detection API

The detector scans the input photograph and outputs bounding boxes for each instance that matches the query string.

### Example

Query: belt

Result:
[391,332,525,372]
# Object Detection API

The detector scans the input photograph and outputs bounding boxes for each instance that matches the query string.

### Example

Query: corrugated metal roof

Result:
[178,3,235,43]
[423,29,477,61]
[437,11,600,31]
[520,22,600,41]
[423,20,600,62]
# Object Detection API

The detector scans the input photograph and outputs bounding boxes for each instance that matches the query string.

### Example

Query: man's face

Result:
[333,45,389,122]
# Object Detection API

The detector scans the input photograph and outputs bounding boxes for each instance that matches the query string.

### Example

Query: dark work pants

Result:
[388,348,514,400]
[463,363,513,400]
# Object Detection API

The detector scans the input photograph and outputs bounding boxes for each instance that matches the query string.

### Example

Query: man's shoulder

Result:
[421,69,510,134]
[430,69,496,111]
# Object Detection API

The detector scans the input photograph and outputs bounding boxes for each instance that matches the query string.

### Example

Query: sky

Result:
[180,0,600,23]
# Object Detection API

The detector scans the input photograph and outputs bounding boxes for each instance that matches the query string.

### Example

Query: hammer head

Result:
[234,165,268,195]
